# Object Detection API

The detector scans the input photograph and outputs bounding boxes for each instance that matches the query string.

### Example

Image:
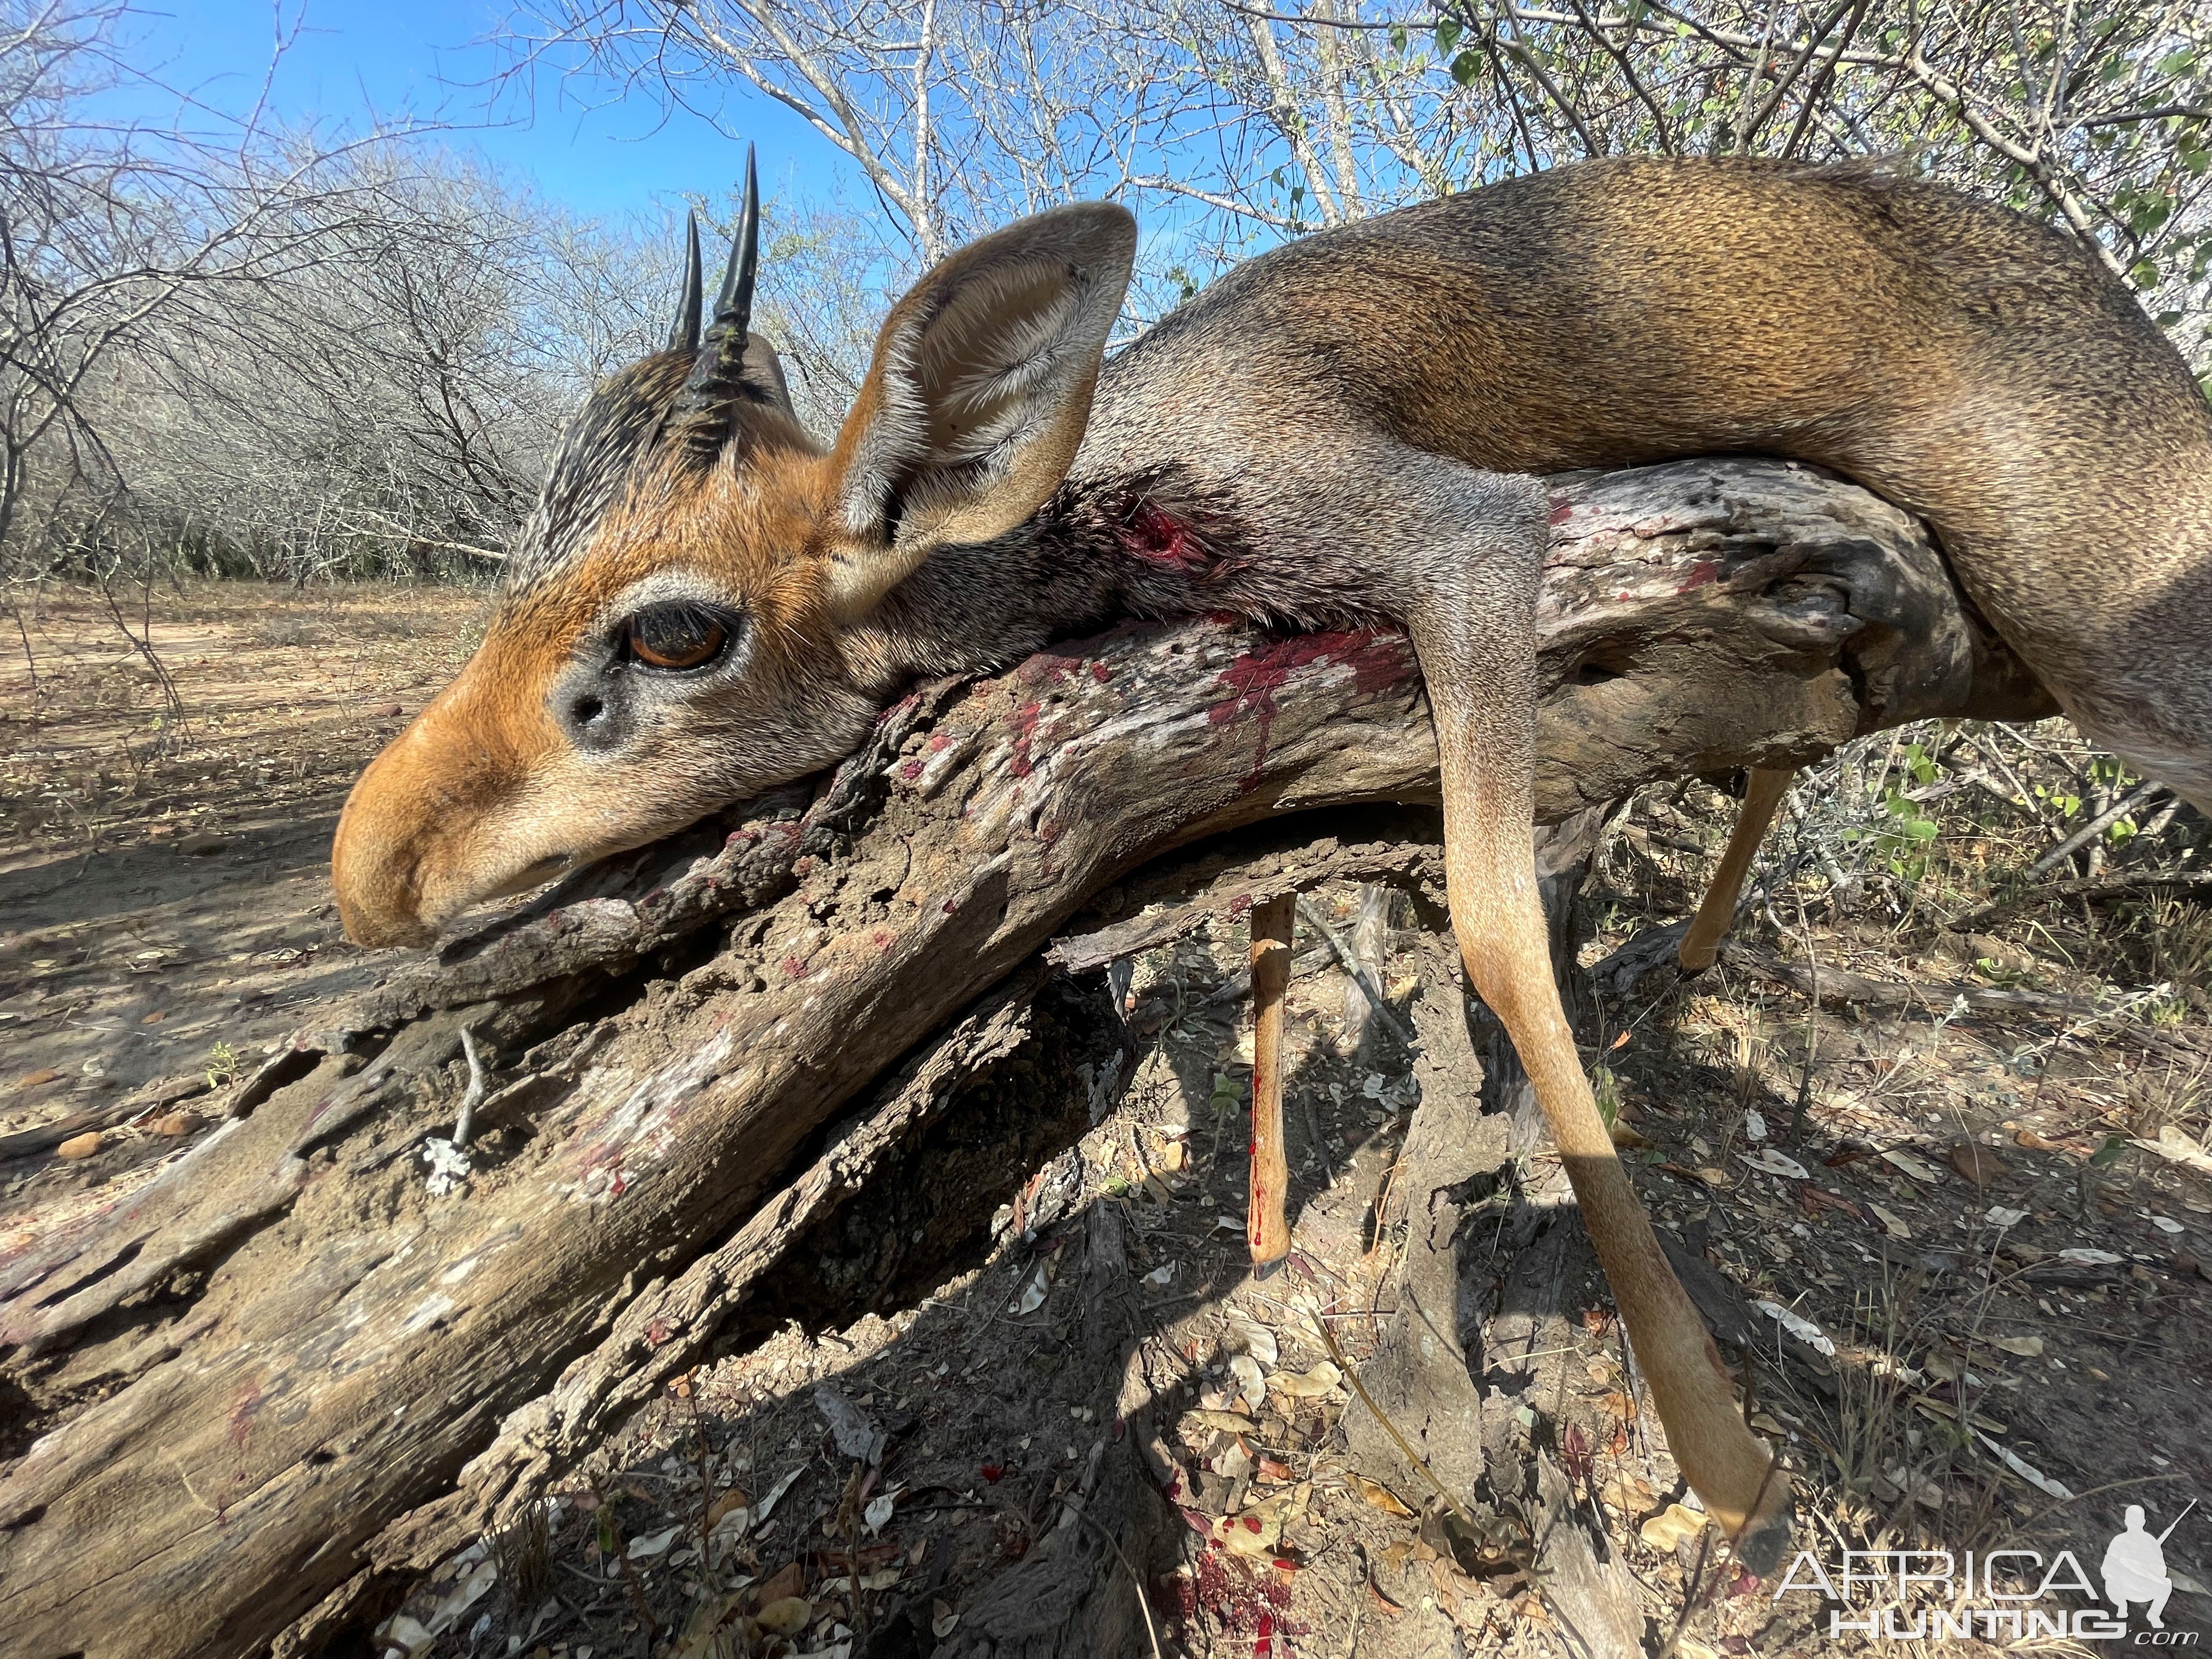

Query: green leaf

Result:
[1435,17,1463,54]
[1592,1065,1621,1128]
[2090,1134,2129,1169]
[1451,49,1481,86]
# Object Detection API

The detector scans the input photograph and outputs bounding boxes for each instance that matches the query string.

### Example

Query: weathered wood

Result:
[1045,811,1448,974]
[1531,1450,1651,1657]
[1341,932,1508,1505]
[0,459,2044,1659]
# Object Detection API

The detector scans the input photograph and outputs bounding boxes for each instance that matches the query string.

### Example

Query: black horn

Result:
[668,210,703,354]
[716,144,761,345]
[680,145,761,403]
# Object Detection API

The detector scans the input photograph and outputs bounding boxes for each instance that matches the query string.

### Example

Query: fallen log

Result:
[0,459,2050,1659]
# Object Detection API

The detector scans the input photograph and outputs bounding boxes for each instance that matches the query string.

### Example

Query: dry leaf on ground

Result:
[1948,1142,2006,1187]
[1640,1503,1709,1550]
[1349,1474,1414,1517]
[755,1596,812,1637]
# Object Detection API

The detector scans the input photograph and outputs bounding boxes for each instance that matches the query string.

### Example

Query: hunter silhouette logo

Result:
[2106,1502,2197,1631]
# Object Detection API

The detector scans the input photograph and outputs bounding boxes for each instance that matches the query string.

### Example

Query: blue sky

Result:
[120,1,861,225]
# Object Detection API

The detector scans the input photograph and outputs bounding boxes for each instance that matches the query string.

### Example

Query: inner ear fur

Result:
[823,201,1136,616]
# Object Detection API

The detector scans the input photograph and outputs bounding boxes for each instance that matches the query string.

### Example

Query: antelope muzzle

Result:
[332,636,574,948]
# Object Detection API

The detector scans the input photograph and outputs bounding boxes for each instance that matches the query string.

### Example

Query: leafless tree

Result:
[103,150,676,584]
[0,3,727,594]
[3,5,361,549]
[519,0,2212,364]
[11,0,2206,598]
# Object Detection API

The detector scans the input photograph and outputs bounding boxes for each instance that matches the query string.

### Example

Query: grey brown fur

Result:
[337,154,2210,1565]
[1036,158,2204,807]
[515,156,2207,806]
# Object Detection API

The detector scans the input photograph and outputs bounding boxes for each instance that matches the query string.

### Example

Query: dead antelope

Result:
[334,150,2212,1570]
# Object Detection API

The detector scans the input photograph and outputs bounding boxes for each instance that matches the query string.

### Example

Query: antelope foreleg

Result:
[1410,607,1793,1572]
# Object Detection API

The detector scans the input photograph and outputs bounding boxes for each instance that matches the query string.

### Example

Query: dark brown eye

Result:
[625,603,730,671]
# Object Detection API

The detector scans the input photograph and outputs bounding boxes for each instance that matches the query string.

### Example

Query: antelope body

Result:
[332,154,2212,1570]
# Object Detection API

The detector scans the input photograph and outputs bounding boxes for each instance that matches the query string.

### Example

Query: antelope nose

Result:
[334,635,557,947]
[332,754,437,949]
[552,666,629,753]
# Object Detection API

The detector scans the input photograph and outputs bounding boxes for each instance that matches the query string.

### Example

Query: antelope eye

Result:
[624,602,732,672]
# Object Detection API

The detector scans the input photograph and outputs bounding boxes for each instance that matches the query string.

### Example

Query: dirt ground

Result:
[0,582,484,1215]
[4,582,2211,1659]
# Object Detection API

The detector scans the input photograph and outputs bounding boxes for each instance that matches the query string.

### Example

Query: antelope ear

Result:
[741,335,797,421]
[822,202,1136,616]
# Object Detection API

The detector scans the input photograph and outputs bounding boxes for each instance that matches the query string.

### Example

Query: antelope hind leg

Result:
[1678,767,1796,972]
[1401,493,1792,1570]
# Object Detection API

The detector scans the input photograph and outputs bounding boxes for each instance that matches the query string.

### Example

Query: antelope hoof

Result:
[1729,1480,1796,1577]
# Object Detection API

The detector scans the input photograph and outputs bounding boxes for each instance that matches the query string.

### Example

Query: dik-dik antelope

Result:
[334,151,2212,1570]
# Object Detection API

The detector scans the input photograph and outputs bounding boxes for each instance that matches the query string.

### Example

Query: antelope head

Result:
[333,154,1136,946]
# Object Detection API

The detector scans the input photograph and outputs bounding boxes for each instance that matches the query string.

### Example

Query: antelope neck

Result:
[863,463,1280,690]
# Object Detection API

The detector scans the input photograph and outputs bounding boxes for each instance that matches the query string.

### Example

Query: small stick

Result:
[1248,893,1295,1278]
[1293,895,1417,1049]
[454,1028,488,1148]
[2028,778,2168,876]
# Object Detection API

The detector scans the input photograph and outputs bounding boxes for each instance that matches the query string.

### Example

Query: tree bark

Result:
[0,459,2048,1659]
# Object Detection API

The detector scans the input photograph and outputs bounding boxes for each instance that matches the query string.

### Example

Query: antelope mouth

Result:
[469,850,584,911]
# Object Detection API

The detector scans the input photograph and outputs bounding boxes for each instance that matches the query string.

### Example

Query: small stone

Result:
[177,832,234,856]
[152,1111,199,1137]
[57,1131,104,1159]
[376,703,404,718]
